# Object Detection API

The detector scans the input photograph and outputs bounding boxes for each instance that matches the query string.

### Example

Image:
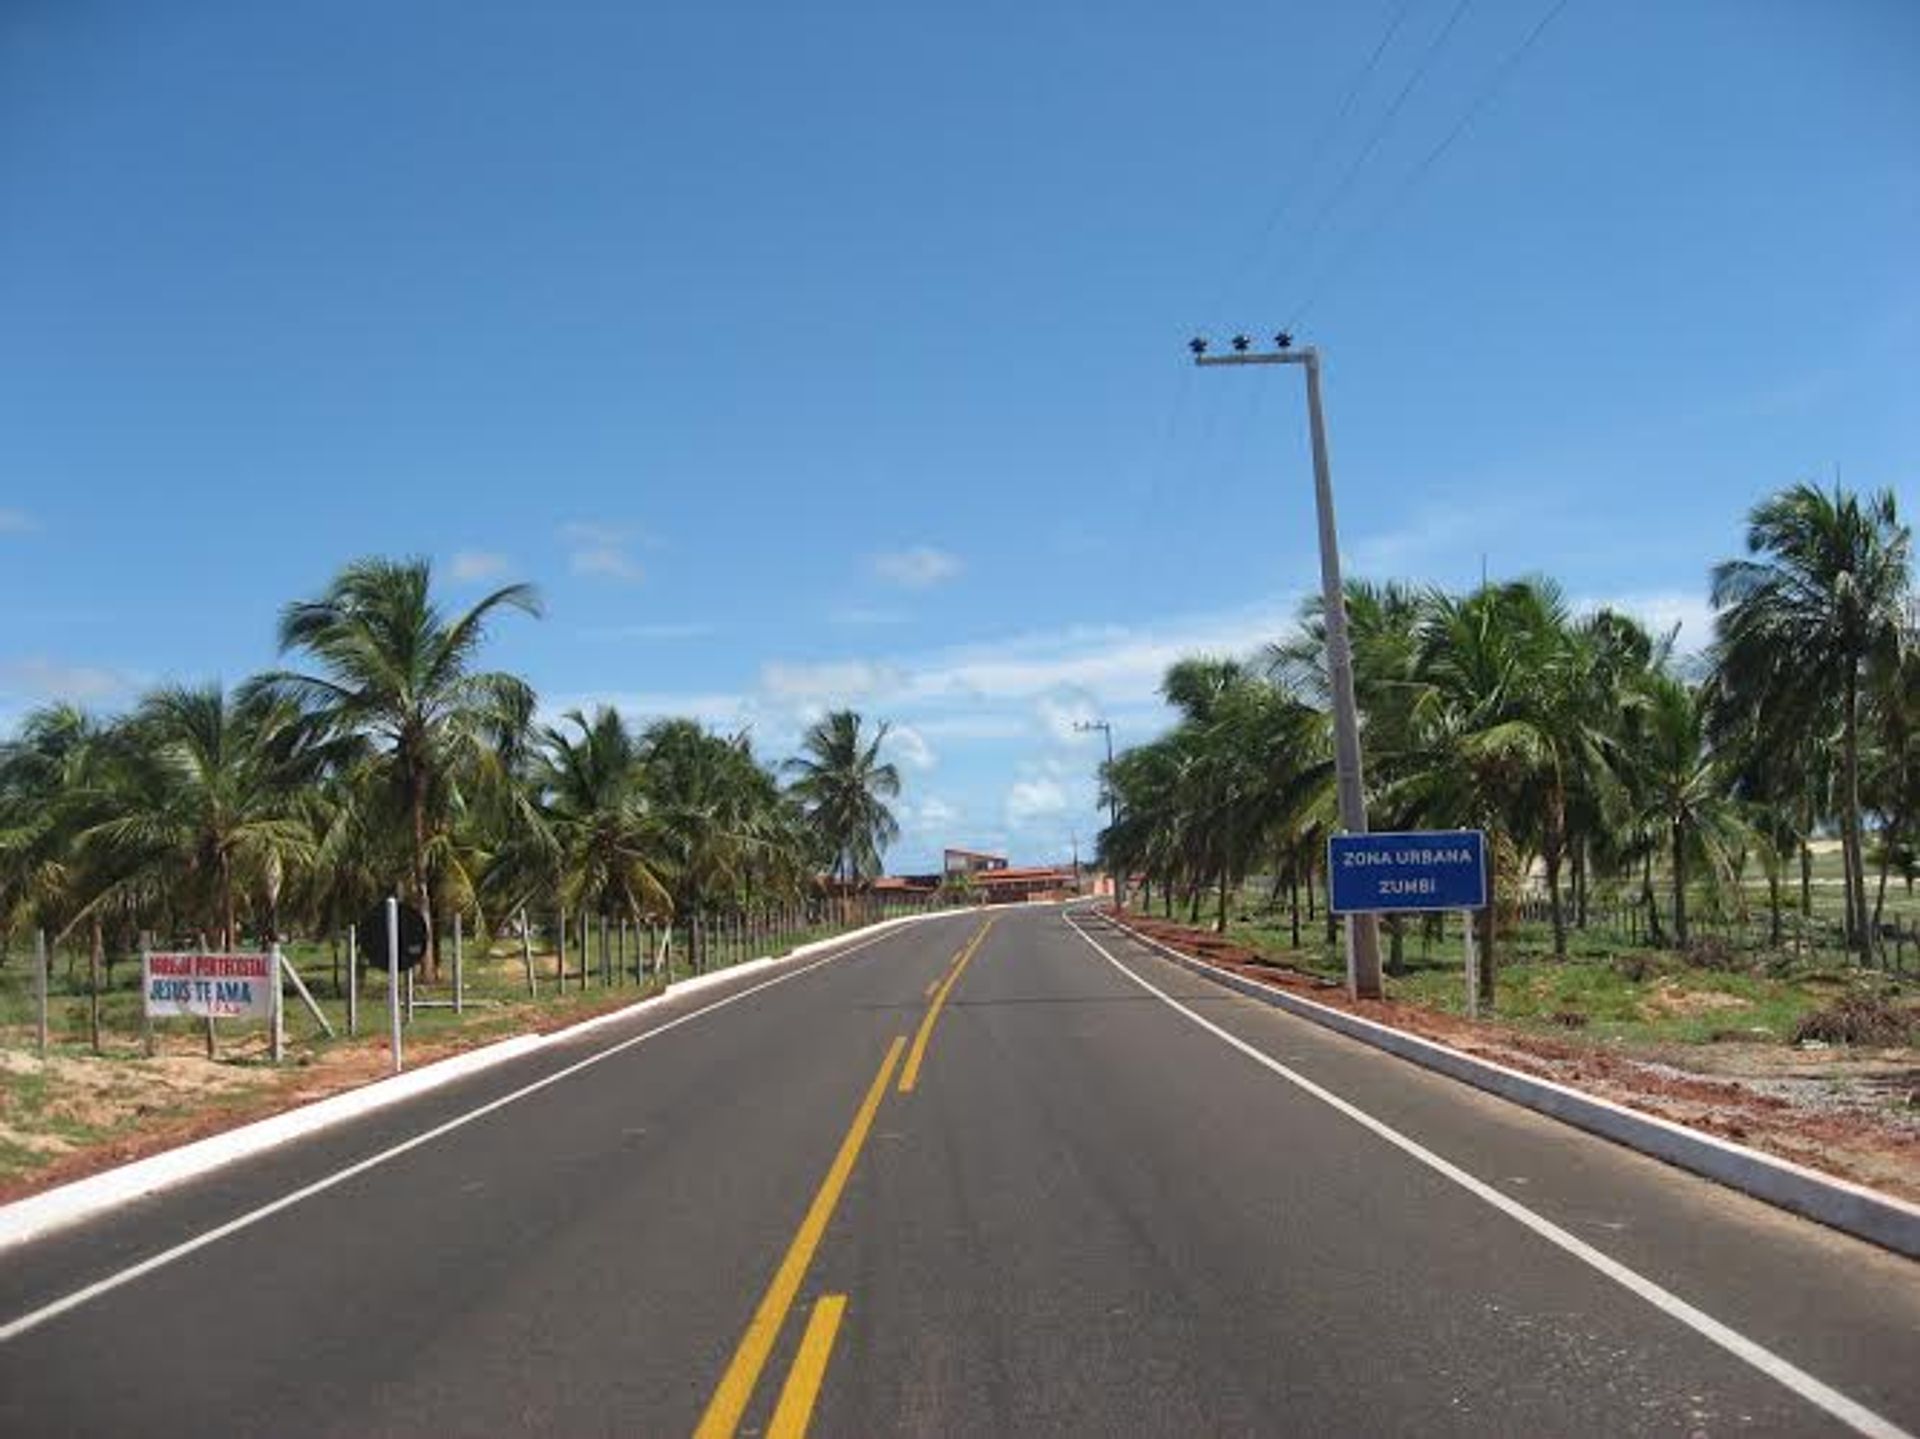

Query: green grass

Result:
[1212,897,1914,1048]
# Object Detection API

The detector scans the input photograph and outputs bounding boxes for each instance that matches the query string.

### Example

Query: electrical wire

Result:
[1204,0,1420,321]
[1261,0,1479,309]
[1285,0,1576,329]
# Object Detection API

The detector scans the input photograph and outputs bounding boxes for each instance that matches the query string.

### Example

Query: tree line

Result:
[1097,483,1917,999]
[0,558,905,981]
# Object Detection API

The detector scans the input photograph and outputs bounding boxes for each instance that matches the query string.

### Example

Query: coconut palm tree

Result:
[1711,483,1911,958]
[76,683,316,949]
[1622,675,1752,948]
[785,710,900,886]
[251,557,540,979]
[535,707,670,922]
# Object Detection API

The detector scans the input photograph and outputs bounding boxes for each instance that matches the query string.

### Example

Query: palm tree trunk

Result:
[1872,838,1893,951]
[1842,667,1871,961]
[1767,871,1782,947]
[1385,914,1405,977]
[89,918,104,1054]
[1671,820,1689,949]
[1545,786,1568,958]
[408,760,438,982]
[1289,871,1301,949]
[1573,840,1588,930]
[220,852,236,953]
[1215,870,1229,934]
[1642,850,1665,947]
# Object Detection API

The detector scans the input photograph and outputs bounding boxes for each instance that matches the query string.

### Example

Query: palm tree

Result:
[1712,484,1911,959]
[535,707,669,923]
[1623,675,1752,948]
[77,683,316,949]
[786,710,900,887]
[252,557,540,979]
[0,705,109,944]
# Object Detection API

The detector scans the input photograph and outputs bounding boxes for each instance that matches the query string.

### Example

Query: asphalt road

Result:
[2,904,1916,1437]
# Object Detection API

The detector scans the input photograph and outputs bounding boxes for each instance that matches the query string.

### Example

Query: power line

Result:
[1262,0,1479,304]
[1286,0,1576,328]
[1205,0,1420,318]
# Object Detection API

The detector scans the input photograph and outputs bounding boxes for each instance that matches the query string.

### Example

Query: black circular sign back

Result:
[358,903,429,971]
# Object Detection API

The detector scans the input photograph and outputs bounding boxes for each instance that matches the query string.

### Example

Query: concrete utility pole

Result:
[1074,718,1123,909]
[1191,333,1383,999]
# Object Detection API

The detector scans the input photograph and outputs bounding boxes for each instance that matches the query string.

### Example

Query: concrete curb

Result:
[1099,912,1920,1260]
[0,907,962,1252]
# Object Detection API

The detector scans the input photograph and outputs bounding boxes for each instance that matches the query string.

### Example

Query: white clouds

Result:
[0,657,134,702]
[885,723,936,771]
[872,545,962,590]
[1005,776,1069,826]
[449,550,512,582]
[563,522,645,583]
[761,658,901,701]
[1037,691,1100,744]
[0,508,36,534]
[1577,590,1719,655]
[914,795,959,830]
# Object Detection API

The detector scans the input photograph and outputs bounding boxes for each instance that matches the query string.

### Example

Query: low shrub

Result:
[1791,990,1914,1047]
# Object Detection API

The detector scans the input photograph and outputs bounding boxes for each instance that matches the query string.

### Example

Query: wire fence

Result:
[0,890,950,1060]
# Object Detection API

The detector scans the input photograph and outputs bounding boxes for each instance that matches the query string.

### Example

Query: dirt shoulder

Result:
[1110,911,1920,1205]
[0,987,650,1205]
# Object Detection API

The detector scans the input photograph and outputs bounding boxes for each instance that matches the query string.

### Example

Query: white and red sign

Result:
[144,952,275,1020]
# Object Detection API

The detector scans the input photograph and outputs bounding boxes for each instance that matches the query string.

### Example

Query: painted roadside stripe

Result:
[898,917,995,1094]
[0,921,942,1345]
[1064,912,1913,1439]
[694,1038,905,1439]
[767,1293,848,1439]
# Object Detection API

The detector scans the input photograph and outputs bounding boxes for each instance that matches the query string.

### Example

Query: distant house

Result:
[972,864,1080,905]
[943,847,1008,877]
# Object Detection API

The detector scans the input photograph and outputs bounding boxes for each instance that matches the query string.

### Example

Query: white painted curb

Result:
[0,906,965,1252]
[1099,912,1920,1260]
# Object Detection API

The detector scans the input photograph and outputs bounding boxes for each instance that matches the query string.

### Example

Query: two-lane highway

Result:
[3,905,1916,1436]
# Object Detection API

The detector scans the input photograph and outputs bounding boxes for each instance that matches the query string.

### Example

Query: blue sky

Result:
[3,1,1916,871]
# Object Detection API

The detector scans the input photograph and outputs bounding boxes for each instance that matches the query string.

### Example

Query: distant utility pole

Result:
[1074,718,1123,909]
[1191,332,1383,1000]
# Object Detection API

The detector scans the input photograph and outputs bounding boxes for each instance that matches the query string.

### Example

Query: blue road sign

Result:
[1328,830,1488,914]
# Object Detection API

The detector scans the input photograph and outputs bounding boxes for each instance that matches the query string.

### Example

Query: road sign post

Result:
[387,895,403,1075]
[270,943,284,1065]
[1329,830,1489,1014]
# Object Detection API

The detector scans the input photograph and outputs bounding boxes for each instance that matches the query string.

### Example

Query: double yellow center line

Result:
[899,917,994,1094]
[694,916,994,1437]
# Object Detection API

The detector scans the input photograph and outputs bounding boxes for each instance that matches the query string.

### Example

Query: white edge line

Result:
[0,910,964,1343]
[1064,911,1913,1439]
[0,908,957,1254]
[1104,910,1920,1227]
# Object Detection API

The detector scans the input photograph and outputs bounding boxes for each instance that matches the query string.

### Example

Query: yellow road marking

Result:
[693,1039,905,1439]
[923,976,939,999]
[898,918,994,1094]
[767,1294,848,1439]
